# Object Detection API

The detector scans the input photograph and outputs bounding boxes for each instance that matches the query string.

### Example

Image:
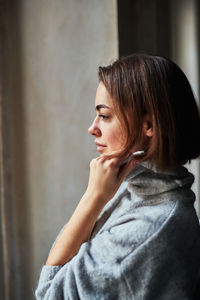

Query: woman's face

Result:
[88,82,124,155]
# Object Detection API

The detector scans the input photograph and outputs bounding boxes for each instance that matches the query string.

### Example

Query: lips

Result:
[94,141,106,152]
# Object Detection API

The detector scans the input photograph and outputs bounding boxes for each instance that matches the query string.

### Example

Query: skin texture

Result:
[45,83,149,266]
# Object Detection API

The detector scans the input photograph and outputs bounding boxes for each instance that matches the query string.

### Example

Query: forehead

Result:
[95,82,113,108]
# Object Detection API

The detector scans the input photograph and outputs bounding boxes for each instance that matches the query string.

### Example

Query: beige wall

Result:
[1,1,118,299]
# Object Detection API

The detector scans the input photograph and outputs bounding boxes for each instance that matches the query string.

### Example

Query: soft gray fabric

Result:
[35,163,200,299]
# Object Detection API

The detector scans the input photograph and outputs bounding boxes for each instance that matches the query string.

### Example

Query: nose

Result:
[88,119,101,136]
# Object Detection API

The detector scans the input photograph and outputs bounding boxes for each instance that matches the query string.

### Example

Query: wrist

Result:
[81,191,107,211]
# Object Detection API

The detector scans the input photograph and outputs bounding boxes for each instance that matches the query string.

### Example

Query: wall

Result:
[1,1,118,299]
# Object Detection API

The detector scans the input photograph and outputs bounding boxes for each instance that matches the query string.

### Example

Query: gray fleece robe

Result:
[35,163,200,299]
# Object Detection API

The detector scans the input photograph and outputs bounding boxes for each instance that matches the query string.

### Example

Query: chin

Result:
[98,150,108,156]
[99,151,106,156]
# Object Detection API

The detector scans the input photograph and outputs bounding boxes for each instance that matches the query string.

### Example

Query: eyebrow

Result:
[95,104,111,111]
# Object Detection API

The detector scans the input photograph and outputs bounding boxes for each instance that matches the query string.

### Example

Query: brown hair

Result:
[98,54,200,170]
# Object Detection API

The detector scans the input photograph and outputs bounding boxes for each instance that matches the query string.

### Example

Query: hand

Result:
[85,156,138,206]
[45,156,138,266]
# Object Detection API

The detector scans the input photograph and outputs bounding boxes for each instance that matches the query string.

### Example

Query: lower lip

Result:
[96,145,106,152]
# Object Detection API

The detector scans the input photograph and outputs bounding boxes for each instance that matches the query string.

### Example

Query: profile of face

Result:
[88,82,124,155]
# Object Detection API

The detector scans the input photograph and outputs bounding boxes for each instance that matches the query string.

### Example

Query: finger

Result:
[105,157,121,169]
[96,156,103,161]
[97,155,108,163]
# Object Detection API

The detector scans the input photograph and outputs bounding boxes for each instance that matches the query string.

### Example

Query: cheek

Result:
[107,127,123,149]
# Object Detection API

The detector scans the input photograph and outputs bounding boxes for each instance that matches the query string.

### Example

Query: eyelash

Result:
[98,114,109,120]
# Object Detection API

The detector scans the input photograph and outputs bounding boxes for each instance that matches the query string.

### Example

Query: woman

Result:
[35,54,200,299]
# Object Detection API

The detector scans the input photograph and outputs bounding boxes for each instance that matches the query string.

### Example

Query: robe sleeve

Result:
[35,213,156,300]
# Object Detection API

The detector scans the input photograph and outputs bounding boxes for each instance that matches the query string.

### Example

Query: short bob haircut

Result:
[98,54,200,171]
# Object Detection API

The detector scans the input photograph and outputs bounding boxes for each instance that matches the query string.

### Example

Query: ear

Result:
[143,115,153,137]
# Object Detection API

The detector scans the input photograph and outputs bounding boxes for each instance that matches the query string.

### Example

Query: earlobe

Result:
[146,127,153,137]
[143,119,153,137]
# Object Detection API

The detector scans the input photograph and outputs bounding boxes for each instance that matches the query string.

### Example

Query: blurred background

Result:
[0,0,199,299]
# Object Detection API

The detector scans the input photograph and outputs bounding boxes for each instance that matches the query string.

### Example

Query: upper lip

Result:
[95,141,106,147]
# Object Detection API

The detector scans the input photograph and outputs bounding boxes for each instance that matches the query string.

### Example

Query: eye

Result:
[98,114,109,120]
